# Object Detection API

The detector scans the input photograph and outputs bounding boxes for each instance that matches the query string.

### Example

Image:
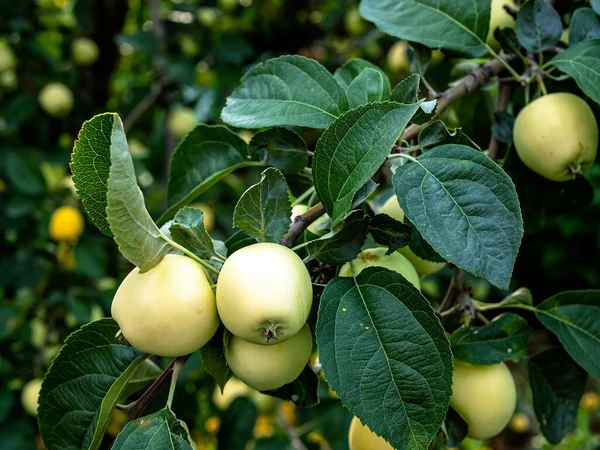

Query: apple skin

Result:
[21,378,43,416]
[39,82,74,117]
[168,108,197,138]
[339,247,420,290]
[379,195,404,223]
[450,360,517,439]
[72,37,99,66]
[225,324,312,391]
[49,205,85,242]
[213,377,275,412]
[486,0,516,49]
[348,416,393,450]
[514,93,598,182]
[216,243,312,345]
[111,254,219,357]
[387,41,410,73]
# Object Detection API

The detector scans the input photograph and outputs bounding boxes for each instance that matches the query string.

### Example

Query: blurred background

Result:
[0,0,598,449]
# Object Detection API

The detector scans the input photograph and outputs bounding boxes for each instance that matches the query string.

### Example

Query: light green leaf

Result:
[549,39,600,103]
[38,319,143,450]
[569,8,600,45]
[313,101,420,226]
[162,124,262,224]
[233,167,292,242]
[418,121,479,150]
[347,68,386,108]
[221,55,349,129]
[225,230,257,255]
[536,290,600,380]
[316,267,452,450]
[334,59,391,100]
[495,287,533,308]
[170,207,216,260]
[393,145,523,289]
[112,408,194,450]
[390,74,420,104]
[249,128,308,175]
[359,0,491,57]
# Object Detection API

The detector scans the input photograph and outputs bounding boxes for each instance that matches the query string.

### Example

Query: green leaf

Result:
[112,408,194,450]
[410,100,438,125]
[170,207,216,260]
[305,210,371,265]
[249,128,308,175]
[71,113,115,237]
[105,116,170,272]
[200,326,232,392]
[393,144,523,289]
[593,0,600,15]
[535,290,600,380]
[38,319,144,450]
[221,55,349,129]
[529,348,587,444]
[450,313,530,365]
[346,68,386,109]
[407,226,446,263]
[162,124,262,224]
[217,397,258,450]
[418,121,480,150]
[225,230,257,255]
[390,74,420,104]
[369,214,412,254]
[549,39,600,103]
[119,359,163,401]
[445,408,468,448]
[359,0,490,57]
[316,267,452,450]
[264,365,319,408]
[334,58,391,100]
[313,101,420,226]
[494,287,533,308]
[491,111,515,145]
[5,151,46,196]
[233,167,292,242]
[569,8,600,45]
[515,0,562,52]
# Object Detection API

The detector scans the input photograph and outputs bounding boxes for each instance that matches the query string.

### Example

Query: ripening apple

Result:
[216,243,312,345]
[450,360,517,439]
[39,82,73,117]
[21,378,43,416]
[225,324,312,391]
[111,254,219,357]
[387,41,410,73]
[514,93,598,182]
[348,416,393,450]
[339,247,421,290]
[212,377,275,412]
[72,37,99,66]
[379,195,404,222]
[0,43,16,72]
[486,0,516,49]
[168,108,197,138]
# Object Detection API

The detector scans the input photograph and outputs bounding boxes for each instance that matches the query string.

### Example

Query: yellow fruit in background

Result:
[397,246,446,278]
[196,62,216,87]
[514,93,598,182]
[253,415,275,438]
[348,416,393,450]
[72,37,99,66]
[387,41,410,73]
[581,391,600,412]
[216,243,312,345]
[197,8,219,27]
[212,377,274,412]
[189,202,215,232]
[344,8,367,36]
[225,324,312,391]
[106,409,128,437]
[218,0,238,11]
[431,49,444,64]
[339,247,420,290]
[204,416,221,434]
[49,205,84,242]
[486,0,516,49]
[0,43,16,72]
[21,378,43,416]
[509,412,530,433]
[0,69,17,90]
[111,254,220,357]
[39,82,74,117]
[450,361,517,439]
[180,35,201,58]
[379,195,404,222]
[128,138,149,159]
[168,108,197,138]
[308,213,331,236]
[238,130,253,144]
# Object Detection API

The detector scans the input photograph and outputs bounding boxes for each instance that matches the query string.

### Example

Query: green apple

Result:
[387,41,410,73]
[339,247,420,290]
[197,7,219,27]
[0,43,16,72]
[168,108,197,138]
[72,37,99,66]
[39,82,73,117]
[216,243,312,345]
[348,416,393,450]
[111,254,219,357]
[379,195,404,222]
[21,378,43,416]
[344,8,367,36]
[486,0,516,49]
[213,377,275,412]
[514,93,598,181]
[450,360,517,439]
[397,246,446,278]
[225,324,312,391]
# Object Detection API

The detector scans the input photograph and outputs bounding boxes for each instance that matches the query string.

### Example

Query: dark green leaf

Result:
[492,111,515,145]
[569,8,600,45]
[549,39,600,103]
[359,0,490,57]
[592,0,600,15]
[393,144,523,289]
[249,128,308,175]
[410,99,438,125]
[390,73,420,103]
[221,55,349,129]
[451,313,530,364]
[305,210,371,265]
[536,290,600,380]
[334,58,391,99]
[418,121,479,150]
[38,319,144,450]
[529,348,587,444]
[233,167,291,242]
[264,365,319,408]
[112,408,194,450]
[313,101,420,226]
[200,327,232,392]
[225,230,256,255]
[351,179,379,209]
[516,0,562,52]
[445,408,468,448]
[163,124,262,224]
[317,267,452,450]
[5,151,45,196]
[369,214,412,254]
[346,68,386,108]
[495,28,522,54]
[170,207,216,260]
[217,397,258,450]
[408,226,446,263]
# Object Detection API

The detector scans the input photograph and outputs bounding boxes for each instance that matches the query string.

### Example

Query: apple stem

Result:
[568,163,582,178]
